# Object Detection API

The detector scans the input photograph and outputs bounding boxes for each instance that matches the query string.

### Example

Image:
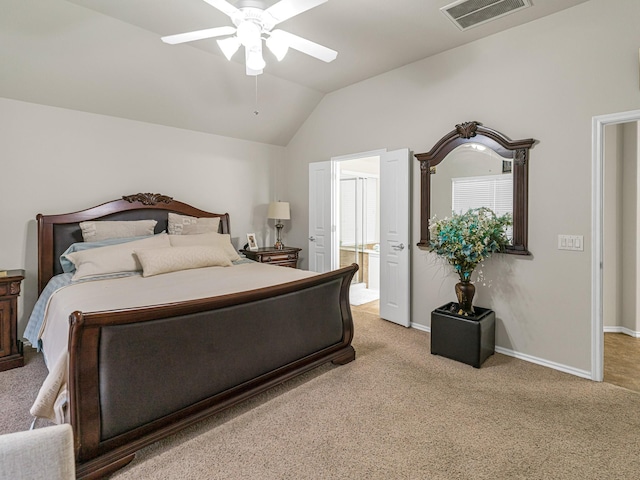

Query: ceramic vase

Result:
[455,281,475,315]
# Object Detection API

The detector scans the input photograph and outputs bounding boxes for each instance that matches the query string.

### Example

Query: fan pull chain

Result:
[254,76,259,116]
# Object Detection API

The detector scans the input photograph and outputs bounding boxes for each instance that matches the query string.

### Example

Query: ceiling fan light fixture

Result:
[266,33,289,61]
[162,0,337,77]
[246,65,263,76]
[217,36,241,60]
[246,45,266,71]
[236,20,261,48]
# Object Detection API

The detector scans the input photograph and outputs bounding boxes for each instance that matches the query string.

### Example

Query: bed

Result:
[28,193,358,479]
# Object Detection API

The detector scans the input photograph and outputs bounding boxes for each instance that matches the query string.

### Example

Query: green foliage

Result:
[429,208,512,282]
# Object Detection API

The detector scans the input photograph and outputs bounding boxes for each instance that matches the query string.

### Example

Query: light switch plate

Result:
[558,234,584,251]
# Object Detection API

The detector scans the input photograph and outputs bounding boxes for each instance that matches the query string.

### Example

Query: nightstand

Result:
[242,246,301,268]
[0,270,25,372]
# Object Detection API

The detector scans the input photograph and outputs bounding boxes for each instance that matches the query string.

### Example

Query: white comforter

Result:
[30,262,316,423]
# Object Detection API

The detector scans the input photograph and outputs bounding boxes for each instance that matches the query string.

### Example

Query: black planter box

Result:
[430,302,495,368]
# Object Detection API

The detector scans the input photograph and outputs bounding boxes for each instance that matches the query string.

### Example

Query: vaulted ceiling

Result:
[2,0,589,145]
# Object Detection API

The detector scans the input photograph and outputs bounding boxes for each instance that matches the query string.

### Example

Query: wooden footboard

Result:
[68,264,358,479]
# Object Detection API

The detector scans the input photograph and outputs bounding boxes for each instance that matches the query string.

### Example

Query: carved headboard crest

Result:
[122,193,174,206]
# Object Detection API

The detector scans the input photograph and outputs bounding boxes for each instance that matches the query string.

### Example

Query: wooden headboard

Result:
[36,193,231,294]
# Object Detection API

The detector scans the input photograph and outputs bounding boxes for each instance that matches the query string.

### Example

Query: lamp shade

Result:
[268,201,290,220]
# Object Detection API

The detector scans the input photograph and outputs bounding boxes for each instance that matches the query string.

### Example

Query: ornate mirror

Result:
[415,121,535,255]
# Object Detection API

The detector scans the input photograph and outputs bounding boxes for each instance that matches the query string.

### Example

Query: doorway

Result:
[308,148,411,327]
[601,120,640,392]
[338,157,381,307]
[592,109,640,382]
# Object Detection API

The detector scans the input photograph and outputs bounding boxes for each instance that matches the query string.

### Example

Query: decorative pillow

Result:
[135,246,232,277]
[59,236,151,273]
[167,213,220,235]
[63,233,170,281]
[168,232,241,262]
[79,220,157,242]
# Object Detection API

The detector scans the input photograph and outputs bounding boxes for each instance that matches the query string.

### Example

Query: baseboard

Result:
[494,346,592,380]
[410,322,430,333]
[603,326,640,338]
[409,322,592,380]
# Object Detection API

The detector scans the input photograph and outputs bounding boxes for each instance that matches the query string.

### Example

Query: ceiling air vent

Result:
[441,0,532,31]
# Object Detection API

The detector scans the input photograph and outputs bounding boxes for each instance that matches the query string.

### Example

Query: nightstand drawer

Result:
[271,260,298,268]
[242,247,301,268]
[262,252,297,263]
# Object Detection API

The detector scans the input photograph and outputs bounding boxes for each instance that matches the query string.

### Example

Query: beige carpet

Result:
[2,308,640,479]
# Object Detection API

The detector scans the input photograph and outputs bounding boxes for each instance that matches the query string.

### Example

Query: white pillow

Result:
[135,246,232,277]
[64,233,170,281]
[169,232,240,262]
[167,213,220,235]
[80,220,157,242]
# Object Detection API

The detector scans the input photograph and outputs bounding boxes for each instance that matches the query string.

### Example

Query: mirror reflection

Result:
[430,144,512,234]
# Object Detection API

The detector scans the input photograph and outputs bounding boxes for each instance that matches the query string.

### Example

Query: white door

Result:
[379,148,411,327]
[308,161,334,273]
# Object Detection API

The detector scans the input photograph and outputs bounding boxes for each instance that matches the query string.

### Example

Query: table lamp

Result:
[267,201,290,249]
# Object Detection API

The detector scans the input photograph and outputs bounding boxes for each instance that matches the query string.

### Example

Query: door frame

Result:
[592,108,640,381]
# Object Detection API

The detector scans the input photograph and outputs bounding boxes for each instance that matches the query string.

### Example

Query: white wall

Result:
[0,97,285,336]
[283,0,640,375]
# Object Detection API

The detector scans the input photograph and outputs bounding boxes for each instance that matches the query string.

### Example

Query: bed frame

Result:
[36,193,358,479]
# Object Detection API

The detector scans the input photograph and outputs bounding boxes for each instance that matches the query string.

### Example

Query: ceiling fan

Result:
[161,0,337,76]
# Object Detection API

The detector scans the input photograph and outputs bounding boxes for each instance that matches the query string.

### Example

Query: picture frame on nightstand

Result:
[246,233,258,251]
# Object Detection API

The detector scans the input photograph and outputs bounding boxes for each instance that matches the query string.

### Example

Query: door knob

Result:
[309,236,316,242]
[392,243,405,251]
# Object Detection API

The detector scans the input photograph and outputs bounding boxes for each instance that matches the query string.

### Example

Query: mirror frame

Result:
[415,121,536,255]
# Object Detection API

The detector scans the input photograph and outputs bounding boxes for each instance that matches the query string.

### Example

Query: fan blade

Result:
[201,0,240,17]
[161,26,236,45]
[265,0,327,24]
[271,29,337,62]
